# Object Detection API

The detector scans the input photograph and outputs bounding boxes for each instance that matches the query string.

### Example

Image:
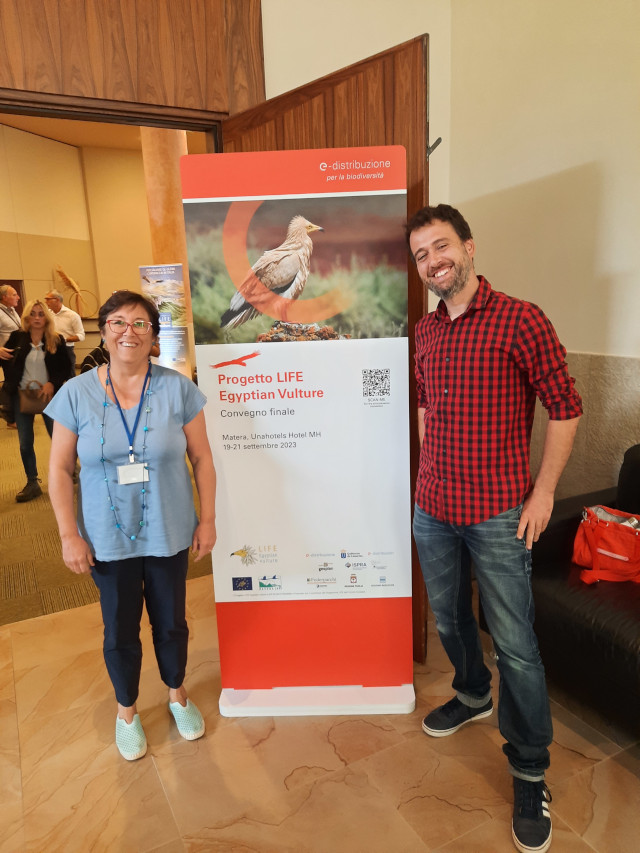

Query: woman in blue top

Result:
[47,291,217,761]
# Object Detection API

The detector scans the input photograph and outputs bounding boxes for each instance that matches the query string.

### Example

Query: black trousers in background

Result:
[91,549,190,706]
[67,346,76,376]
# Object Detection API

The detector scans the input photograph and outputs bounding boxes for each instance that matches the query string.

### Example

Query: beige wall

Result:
[261,0,640,494]
[449,0,640,360]
[260,0,452,204]
[0,128,154,310]
[81,148,153,306]
[449,0,640,493]
[0,125,97,305]
[0,127,154,364]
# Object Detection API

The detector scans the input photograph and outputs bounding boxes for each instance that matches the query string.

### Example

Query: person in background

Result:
[80,340,109,373]
[3,299,70,501]
[407,204,582,853]
[80,339,160,374]
[0,284,22,429]
[46,290,216,761]
[45,290,85,377]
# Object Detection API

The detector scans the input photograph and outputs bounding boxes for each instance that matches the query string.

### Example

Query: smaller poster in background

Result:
[139,264,191,376]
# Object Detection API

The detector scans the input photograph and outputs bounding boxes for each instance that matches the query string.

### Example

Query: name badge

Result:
[117,463,149,485]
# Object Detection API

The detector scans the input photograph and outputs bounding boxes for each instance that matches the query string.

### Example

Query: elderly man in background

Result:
[0,284,22,428]
[45,290,85,377]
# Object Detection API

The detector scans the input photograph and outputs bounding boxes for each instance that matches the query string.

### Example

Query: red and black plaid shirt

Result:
[415,276,583,525]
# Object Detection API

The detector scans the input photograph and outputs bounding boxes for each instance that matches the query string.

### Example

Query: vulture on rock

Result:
[220,215,323,329]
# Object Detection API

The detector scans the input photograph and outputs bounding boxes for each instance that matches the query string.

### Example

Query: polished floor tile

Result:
[552,745,640,853]
[433,808,597,852]
[0,578,637,853]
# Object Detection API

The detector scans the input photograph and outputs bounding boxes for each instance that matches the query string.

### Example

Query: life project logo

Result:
[230,545,257,565]
[230,543,278,567]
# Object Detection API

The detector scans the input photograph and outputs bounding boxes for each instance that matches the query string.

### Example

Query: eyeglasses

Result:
[106,319,153,335]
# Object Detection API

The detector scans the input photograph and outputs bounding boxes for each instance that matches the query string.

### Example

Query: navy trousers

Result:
[91,549,190,706]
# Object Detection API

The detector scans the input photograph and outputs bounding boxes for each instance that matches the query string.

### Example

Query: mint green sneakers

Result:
[169,699,205,740]
[114,700,204,757]
[115,714,147,760]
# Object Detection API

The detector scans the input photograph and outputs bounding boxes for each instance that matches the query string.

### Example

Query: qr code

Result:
[362,368,391,397]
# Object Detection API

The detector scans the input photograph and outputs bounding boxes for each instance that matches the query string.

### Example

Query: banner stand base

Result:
[219,684,415,717]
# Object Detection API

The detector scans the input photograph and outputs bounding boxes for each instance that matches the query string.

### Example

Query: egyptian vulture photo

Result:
[220,215,323,329]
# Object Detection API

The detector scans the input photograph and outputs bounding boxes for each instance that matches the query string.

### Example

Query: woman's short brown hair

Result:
[98,290,160,337]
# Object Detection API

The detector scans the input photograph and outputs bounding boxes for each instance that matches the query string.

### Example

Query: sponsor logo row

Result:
[229,544,395,593]
[231,573,393,592]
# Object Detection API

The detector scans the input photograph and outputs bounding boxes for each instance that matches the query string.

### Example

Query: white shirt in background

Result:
[51,304,85,349]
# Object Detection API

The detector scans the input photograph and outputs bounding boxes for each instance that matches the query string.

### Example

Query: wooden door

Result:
[221,35,430,661]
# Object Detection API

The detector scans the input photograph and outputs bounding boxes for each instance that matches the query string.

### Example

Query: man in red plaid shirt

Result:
[407,204,582,853]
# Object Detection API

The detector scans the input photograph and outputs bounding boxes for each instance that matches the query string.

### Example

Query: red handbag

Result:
[572,505,640,584]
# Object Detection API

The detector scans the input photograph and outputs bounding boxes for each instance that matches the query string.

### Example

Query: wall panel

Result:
[17,234,96,295]
[0,0,264,120]
[3,127,89,240]
[531,353,640,496]
[0,232,22,278]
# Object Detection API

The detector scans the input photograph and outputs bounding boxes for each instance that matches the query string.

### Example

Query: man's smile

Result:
[431,265,453,280]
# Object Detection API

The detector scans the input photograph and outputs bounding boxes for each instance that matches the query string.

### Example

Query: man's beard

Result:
[425,254,472,300]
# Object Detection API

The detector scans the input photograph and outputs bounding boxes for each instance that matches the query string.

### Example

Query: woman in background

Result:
[46,290,216,761]
[3,299,70,501]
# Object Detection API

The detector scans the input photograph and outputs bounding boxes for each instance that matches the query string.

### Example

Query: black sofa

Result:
[531,486,640,736]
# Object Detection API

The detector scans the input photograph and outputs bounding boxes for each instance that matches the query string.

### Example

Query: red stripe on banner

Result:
[181,146,406,199]
[215,597,413,689]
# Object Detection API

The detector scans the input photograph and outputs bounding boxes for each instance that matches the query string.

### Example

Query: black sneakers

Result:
[422,695,493,737]
[15,479,42,503]
[512,777,552,853]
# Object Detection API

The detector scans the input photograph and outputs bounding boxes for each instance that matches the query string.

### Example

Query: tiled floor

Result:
[1,574,638,852]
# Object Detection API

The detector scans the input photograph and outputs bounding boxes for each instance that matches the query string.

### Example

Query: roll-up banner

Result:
[139,263,191,377]
[181,146,414,715]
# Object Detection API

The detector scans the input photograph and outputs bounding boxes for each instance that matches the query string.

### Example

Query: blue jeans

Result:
[413,504,552,781]
[12,394,53,479]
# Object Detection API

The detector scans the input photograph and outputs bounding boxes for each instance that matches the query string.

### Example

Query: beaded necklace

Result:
[100,363,152,541]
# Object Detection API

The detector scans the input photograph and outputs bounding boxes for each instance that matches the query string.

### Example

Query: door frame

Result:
[0,87,224,132]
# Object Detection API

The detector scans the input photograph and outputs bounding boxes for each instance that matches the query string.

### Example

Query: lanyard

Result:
[0,305,20,328]
[107,363,152,463]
